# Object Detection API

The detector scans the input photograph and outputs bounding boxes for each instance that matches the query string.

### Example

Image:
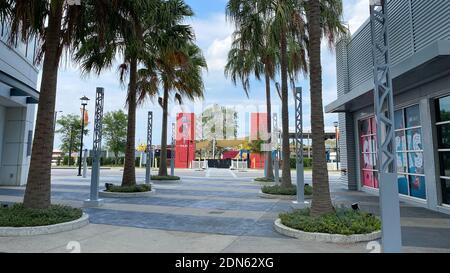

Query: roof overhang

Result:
[0,70,40,103]
[326,40,450,113]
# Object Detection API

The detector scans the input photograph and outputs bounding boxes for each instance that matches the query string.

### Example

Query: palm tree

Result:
[0,0,116,209]
[227,0,308,188]
[74,0,161,187]
[306,0,346,216]
[225,2,278,180]
[137,43,207,177]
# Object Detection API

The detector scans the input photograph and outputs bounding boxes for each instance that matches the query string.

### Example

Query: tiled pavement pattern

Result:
[0,168,449,253]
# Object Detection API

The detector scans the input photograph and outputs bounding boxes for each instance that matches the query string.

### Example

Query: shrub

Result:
[254,177,276,182]
[290,158,312,169]
[106,184,151,193]
[279,207,381,235]
[151,175,181,181]
[0,204,83,227]
[261,184,313,196]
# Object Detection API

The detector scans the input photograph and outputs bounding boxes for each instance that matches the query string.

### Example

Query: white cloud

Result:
[206,35,232,72]
[344,0,370,34]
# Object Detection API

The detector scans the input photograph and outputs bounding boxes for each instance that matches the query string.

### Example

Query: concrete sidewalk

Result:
[0,169,449,253]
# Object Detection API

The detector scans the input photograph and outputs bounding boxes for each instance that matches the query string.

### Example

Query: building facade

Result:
[326,0,450,214]
[0,21,39,186]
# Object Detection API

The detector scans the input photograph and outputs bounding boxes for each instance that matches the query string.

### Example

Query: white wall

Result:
[0,105,35,186]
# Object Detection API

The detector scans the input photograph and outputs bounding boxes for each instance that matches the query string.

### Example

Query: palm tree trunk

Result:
[280,26,292,188]
[308,0,334,216]
[264,72,274,180]
[23,1,64,209]
[158,87,170,177]
[122,57,138,186]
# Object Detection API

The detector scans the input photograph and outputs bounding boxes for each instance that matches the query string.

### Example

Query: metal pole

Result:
[85,87,105,207]
[335,125,339,171]
[171,122,175,176]
[273,113,280,184]
[212,138,216,160]
[293,86,306,208]
[68,126,74,166]
[82,149,88,178]
[370,0,402,253]
[78,104,86,176]
[145,111,153,184]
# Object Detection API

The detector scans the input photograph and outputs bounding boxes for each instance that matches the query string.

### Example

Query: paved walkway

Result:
[0,168,449,253]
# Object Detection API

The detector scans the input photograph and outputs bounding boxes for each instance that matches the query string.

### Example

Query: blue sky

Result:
[49,0,371,149]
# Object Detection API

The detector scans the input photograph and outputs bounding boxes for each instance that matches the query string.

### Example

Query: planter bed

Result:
[99,184,155,198]
[151,176,181,181]
[0,204,88,237]
[274,219,381,243]
[274,208,382,243]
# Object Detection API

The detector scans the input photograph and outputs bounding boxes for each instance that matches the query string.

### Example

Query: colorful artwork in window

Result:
[408,152,424,174]
[398,175,409,195]
[362,171,374,188]
[407,129,423,151]
[395,131,406,151]
[397,153,407,173]
[409,176,426,199]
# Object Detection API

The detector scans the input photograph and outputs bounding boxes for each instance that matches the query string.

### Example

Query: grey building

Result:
[326,0,450,214]
[0,21,39,186]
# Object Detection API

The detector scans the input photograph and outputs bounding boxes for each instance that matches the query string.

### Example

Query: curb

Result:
[258,191,312,200]
[0,213,89,237]
[150,179,182,184]
[99,189,156,198]
[274,219,381,243]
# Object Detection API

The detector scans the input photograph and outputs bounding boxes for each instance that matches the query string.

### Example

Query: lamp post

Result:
[53,111,62,132]
[78,96,89,176]
[171,122,175,176]
[333,121,339,171]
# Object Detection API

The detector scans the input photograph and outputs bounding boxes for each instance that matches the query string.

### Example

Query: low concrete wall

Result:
[274,219,381,243]
[0,213,89,237]
[99,189,156,198]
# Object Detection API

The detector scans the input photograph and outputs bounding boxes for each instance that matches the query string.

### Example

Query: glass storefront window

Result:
[437,96,450,122]
[437,123,450,149]
[439,152,450,177]
[441,179,450,205]
[395,131,406,151]
[397,152,407,173]
[407,152,424,174]
[398,175,409,195]
[436,95,450,205]
[409,176,426,199]
[360,104,426,200]
[395,110,404,130]
[406,129,423,151]
[405,105,421,127]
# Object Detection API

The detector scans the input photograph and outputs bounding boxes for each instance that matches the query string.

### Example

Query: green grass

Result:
[151,175,181,181]
[280,208,381,235]
[254,177,276,182]
[261,184,313,196]
[0,204,83,228]
[106,184,151,193]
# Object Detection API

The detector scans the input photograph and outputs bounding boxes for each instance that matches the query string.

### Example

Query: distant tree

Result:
[248,139,265,154]
[56,114,88,161]
[103,110,128,165]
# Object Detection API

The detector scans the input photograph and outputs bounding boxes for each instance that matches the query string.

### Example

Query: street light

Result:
[53,111,63,132]
[333,121,339,171]
[78,96,89,176]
